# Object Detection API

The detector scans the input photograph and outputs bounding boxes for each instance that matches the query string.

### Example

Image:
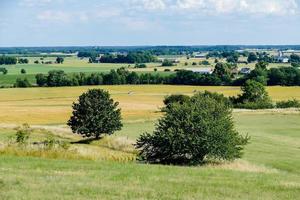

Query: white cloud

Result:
[179,0,299,15]
[133,0,299,15]
[19,0,54,7]
[37,10,71,23]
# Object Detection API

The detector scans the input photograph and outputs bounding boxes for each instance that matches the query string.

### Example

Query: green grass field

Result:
[0,85,299,199]
[0,113,299,200]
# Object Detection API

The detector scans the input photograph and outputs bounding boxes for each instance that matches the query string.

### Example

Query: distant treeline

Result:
[0,56,17,65]
[83,52,157,64]
[20,65,300,88]
[2,45,300,55]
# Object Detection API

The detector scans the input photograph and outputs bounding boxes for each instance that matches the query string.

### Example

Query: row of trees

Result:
[88,52,157,64]
[0,56,17,65]
[26,64,298,88]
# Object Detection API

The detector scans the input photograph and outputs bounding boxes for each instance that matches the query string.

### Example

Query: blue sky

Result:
[0,0,300,46]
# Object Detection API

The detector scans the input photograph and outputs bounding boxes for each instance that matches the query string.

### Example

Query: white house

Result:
[188,68,213,74]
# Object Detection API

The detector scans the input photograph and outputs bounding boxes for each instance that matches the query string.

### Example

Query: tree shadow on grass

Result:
[71,138,97,144]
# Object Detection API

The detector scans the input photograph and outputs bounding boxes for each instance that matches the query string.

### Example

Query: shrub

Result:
[15,124,31,145]
[21,69,26,74]
[164,69,171,72]
[14,78,31,88]
[68,89,122,140]
[163,94,190,109]
[136,91,249,165]
[276,99,300,108]
[135,63,147,68]
[162,59,174,67]
[231,80,273,109]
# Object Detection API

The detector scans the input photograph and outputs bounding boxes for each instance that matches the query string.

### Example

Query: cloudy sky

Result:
[0,0,299,46]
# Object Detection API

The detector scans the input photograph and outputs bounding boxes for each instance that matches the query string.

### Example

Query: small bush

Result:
[162,59,174,67]
[21,69,26,74]
[276,99,300,108]
[135,63,147,68]
[164,69,171,72]
[14,78,31,88]
[15,124,31,145]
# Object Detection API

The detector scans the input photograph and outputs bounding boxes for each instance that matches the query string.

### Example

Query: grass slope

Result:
[0,113,300,200]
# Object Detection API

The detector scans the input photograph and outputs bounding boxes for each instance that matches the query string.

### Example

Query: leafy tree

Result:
[247,52,257,63]
[47,70,70,86]
[35,73,47,86]
[14,78,31,88]
[231,80,273,109]
[18,58,29,64]
[56,57,64,64]
[0,67,8,75]
[136,91,249,165]
[21,69,26,74]
[213,63,234,83]
[163,94,190,109]
[290,54,300,63]
[68,89,122,139]
[162,59,174,67]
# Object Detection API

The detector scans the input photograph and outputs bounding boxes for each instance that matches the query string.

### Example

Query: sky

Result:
[0,0,300,46]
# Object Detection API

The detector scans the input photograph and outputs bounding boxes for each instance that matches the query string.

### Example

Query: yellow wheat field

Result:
[1,85,300,124]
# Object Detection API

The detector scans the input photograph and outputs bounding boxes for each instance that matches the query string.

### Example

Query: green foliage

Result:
[136,91,249,165]
[135,63,147,68]
[213,62,234,83]
[21,69,26,74]
[14,78,31,88]
[0,67,8,75]
[68,89,122,139]
[15,124,31,145]
[247,52,257,63]
[18,58,29,64]
[162,59,174,67]
[200,60,210,65]
[231,80,273,109]
[276,99,300,108]
[56,57,64,64]
[163,94,190,109]
[0,56,17,65]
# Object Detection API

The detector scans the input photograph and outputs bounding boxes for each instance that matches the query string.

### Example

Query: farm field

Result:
[0,85,300,199]
[0,85,300,200]
[1,85,300,124]
[0,98,300,199]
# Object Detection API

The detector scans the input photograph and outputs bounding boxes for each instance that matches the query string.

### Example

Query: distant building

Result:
[194,54,206,59]
[188,68,213,74]
[240,67,251,74]
[276,51,289,63]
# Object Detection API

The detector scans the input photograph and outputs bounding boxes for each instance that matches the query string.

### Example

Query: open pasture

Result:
[0,84,300,199]
[0,112,299,200]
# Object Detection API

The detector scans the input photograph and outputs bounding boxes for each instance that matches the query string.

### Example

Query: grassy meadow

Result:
[0,112,300,199]
[0,84,299,199]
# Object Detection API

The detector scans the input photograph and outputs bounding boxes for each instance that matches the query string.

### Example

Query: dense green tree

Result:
[68,89,122,139]
[35,73,47,86]
[56,57,64,64]
[14,78,31,88]
[247,52,257,63]
[231,80,273,109]
[0,67,8,75]
[21,69,26,74]
[136,91,249,165]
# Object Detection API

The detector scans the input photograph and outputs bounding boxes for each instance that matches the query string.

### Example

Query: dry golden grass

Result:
[1,85,300,124]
